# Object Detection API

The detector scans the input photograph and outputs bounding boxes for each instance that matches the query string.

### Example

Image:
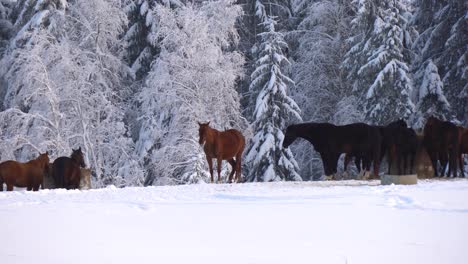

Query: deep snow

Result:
[1,180,468,264]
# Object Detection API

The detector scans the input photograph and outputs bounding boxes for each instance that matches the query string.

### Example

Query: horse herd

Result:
[0,148,89,191]
[198,116,468,183]
[0,117,466,191]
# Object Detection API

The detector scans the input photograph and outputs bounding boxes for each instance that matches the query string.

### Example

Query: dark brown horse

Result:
[423,116,459,177]
[386,126,418,175]
[283,122,381,180]
[0,152,50,191]
[52,148,86,189]
[198,122,245,183]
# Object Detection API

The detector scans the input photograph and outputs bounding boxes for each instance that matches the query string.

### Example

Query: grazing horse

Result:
[0,152,50,191]
[343,120,407,178]
[283,122,381,180]
[423,117,459,177]
[52,148,86,189]
[387,126,418,175]
[198,122,245,183]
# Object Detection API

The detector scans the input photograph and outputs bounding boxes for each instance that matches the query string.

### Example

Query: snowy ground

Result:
[1,180,468,264]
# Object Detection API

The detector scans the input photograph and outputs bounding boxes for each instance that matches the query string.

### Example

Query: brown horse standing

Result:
[52,148,86,189]
[0,152,50,191]
[198,122,245,183]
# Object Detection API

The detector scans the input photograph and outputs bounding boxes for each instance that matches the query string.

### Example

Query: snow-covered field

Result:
[1,180,468,264]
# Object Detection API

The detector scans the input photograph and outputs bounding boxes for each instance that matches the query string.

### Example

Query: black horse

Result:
[283,122,381,179]
[52,147,86,189]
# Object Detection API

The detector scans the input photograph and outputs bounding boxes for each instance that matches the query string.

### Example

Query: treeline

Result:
[0,0,465,185]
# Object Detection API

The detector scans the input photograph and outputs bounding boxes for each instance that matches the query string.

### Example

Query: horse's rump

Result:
[218,129,245,159]
[0,161,28,187]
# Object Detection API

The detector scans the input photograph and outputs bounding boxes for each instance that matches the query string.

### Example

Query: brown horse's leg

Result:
[207,157,214,183]
[227,159,236,183]
[7,184,13,191]
[216,157,222,183]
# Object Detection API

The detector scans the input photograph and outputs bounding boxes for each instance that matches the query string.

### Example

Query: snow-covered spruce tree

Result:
[8,0,67,48]
[136,0,245,185]
[411,0,467,126]
[343,0,415,125]
[123,0,182,81]
[245,1,302,182]
[288,0,362,180]
[412,60,452,128]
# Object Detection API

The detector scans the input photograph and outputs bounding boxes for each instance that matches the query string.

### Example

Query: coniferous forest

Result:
[0,0,466,186]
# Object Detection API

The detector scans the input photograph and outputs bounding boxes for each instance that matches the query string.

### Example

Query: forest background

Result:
[0,0,466,186]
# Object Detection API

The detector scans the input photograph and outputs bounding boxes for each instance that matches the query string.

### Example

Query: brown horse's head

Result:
[37,152,50,174]
[198,122,211,145]
[71,147,86,168]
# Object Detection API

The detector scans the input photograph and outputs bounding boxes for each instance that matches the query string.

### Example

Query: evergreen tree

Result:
[412,60,452,128]
[245,1,302,182]
[343,0,415,125]
[412,0,467,125]
[288,0,361,180]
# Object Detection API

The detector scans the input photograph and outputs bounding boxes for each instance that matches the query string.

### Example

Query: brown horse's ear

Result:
[78,147,81,152]
[207,121,210,126]
[198,121,202,126]
[46,151,49,155]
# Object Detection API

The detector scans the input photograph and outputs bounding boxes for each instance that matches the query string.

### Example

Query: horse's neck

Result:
[27,159,45,170]
[296,126,319,146]
[71,156,80,165]
[205,128,219,145]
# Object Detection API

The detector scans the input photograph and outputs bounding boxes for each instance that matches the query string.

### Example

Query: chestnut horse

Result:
[283,122,381,180]
[52,147,86,189]
[423,116,459,177]
[198,122,245,183]
[0,152,50,191]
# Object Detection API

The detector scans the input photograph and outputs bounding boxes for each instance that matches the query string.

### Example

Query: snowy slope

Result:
[1,180,468,264]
